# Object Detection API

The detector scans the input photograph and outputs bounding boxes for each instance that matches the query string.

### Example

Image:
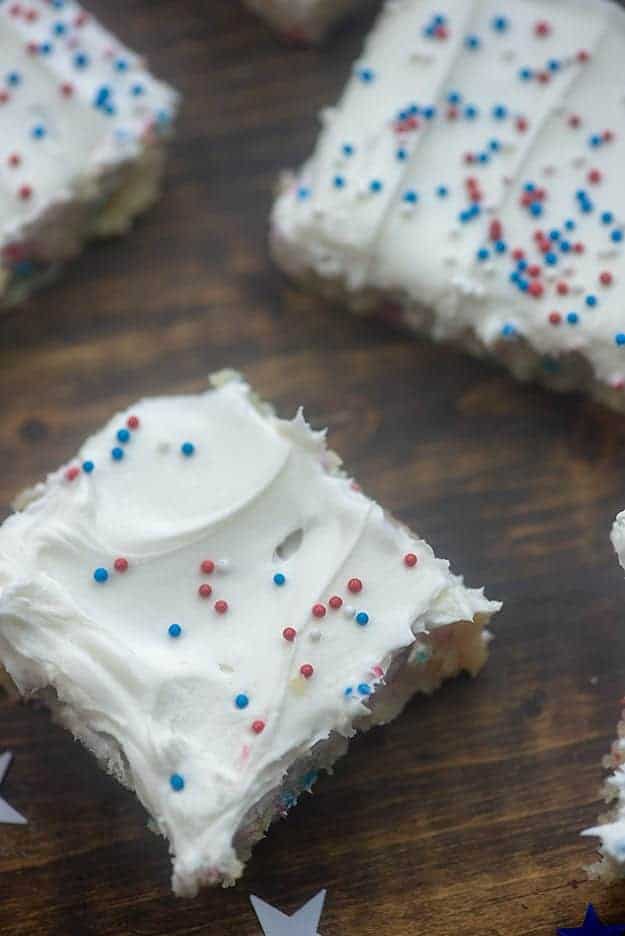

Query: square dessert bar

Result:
[244,0,362,42]
[585,511,625,880]
[272,0,625,409]
[0,0,179,306]
[0,372,500,896]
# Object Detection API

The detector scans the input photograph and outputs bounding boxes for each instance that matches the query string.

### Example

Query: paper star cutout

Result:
[0,752,27,824]
[558,904,625,936]
[250,889,326,936]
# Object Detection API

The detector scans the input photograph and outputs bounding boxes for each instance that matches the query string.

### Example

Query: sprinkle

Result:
[369,179,383,193]
[342,604,355,619]
[312,603,326,618]
[491,15,509,32]
[358,683,372,696]
[111,446,124,461]
[436,185,449,198]
[357,67,375,83]
[273,572,286,586]
[282,627,297,642]
[18,184,32,200]
[534,20,551,37]
[93,567,109,583]
[567,312,579,325]
[403,189,419,205]
[612,230,623,243]
[404,552,418,567]
[300,664,314,679]
[82,460,94,473]
[7,153,20,168]
[297,186,310,201]
[492,104,508,120]
[214,600,228,614]
[170,773,184,791]
[116,427,131,444]
[355,611,369,626]
[465,34,480,50]
[64,466,80,482]
[586,295,598,307]
[201,559,215,574]
[252,720,265,734]
[235,693,249,709]
[329,595,343,609]
[168,623,182,638]
[549,312,562,326]
[616,334,625,346]
[347,578,363,594]
[216,558,231,573]
[73,51,89,68]
[600,272,613,286]
[333,175,346,189]
[114,557,128,573]
[126,415,140,430]
[198,583,212,599]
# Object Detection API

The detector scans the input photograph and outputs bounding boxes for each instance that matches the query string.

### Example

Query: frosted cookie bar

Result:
[0,372,500,896]
[585,512,625,880]
[244,0,362,42]
[0,0,179,306]
[272,0,625,409]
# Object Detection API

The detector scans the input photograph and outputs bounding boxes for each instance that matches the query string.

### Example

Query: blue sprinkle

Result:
[494,240,507,254]
[344,687,353,697]
[235,693,249,710]
[39,41,53,55]
[115,58,129,72]
[116,427,130,444]
[6,71,21,86]
[355,611,369,626]
[518,278,529,292]
[396,148,408,161]
[469,203,481,217]
[529,203,543,217]
[589,134,603,147]
[565,219,576,231]
[501,323,516,338]
[549,229,560,241]
[357,67,375,83]
[602,211,614,225]
[74,52,89,69]
[477,247,490,261]
[51,0,65,7]
[491,15,509,32]
[82,460,94,473]
[52,21,66,35]
[580,200,594,214]
[436,185,448,198]
[492,104,508,120]
[459,210,471,224]
[465,34,480,50]
[560,240,571,253]
[519,67,533,81]
[181,442,195,457]
[111,447,124,461]
[131,83,145,96]
[31,124,46,139]
[273,572,286,586]
[586,295,598,307]
[423,24,435,37]
[464,105,478,120]
[370,179,383,193]
[93,567,109,583]
[358,683,372,696]
[297,186,310,201]
[509,271,519,284]
[517,259,528,271]
[168,623,182,638]
[544,252,558,265]
[524,182,536,193]
[478,152,490,164]
[489,139,501,152]
[333,175,345,189]
[613,230,624,243]
[615,333,625,346]
[403,190,418,204]
[423,105,436,120]
[341,142,354,157]
[567,312,579,325]
[94,85,111,108]
[433,14,446,26]
[548,59,561,72]
[447,91,462,104]
[170,773,184,792]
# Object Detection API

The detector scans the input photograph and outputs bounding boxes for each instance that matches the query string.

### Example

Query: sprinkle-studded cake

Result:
[272,0,625,409]
[0,0,179,306]
[244,0,362,42]
[585,511,625,880]
[0,371,500,896]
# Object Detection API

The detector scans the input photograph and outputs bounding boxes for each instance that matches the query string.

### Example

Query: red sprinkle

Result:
[557,282,569,296]
[604,130,615,143]
[114,557,129,573]
[464,152,475,165]
[534,20,551,37]
[312,603,326,618]
[404,553,418,568]
[573,243,585,254]
[300,664,314,679]
[516,116,528,133]
[588,169,602,185]
[329,595,343,610]
[126,414,140,430]
[7,154,20,168]
[214,599,228,614]
[282,627,297,642]
[528,264,541,278]
[512,248,525,262]
[577,49,590,63]
[347,578,363,594]
[528,281,544,298]
[198,583,213,599]
[537,71,550,84]
[568,114,581,129]
[200,559,215,574]
[252,720,265,734]
[0,91,9,104]
[64,466,80,482]
[549,312,562,326]
[489,219,503,242]
[600,271,613,287]
[18,184,32,200]
[60,82,74,97]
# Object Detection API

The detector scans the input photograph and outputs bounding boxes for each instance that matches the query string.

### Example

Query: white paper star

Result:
[0,752,27,824]
[250,890,326,936]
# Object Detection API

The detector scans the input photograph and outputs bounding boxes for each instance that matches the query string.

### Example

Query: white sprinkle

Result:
[309,629,322,643]
[500,49,516,62]
[571,155,587,169]
[216,558,231,573]
[343,604,355,619]
[157,441,171,454]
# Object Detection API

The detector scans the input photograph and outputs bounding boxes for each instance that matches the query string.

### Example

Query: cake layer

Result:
[0,371,500,895]
[585,511,625,880]
[244,0,362,42]
[272,0,625,408]
[0,0,179,305]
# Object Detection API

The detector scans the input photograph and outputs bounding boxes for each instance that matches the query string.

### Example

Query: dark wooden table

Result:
[3,2,625,933]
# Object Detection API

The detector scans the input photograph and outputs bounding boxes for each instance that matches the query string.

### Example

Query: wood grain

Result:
[2,1,625,933]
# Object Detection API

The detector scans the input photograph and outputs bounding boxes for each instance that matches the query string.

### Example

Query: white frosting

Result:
[0,0,178,265]
[245,0,361,40]
[584,511,625,868]
[273,0,625,388]
[0,373,499,895]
